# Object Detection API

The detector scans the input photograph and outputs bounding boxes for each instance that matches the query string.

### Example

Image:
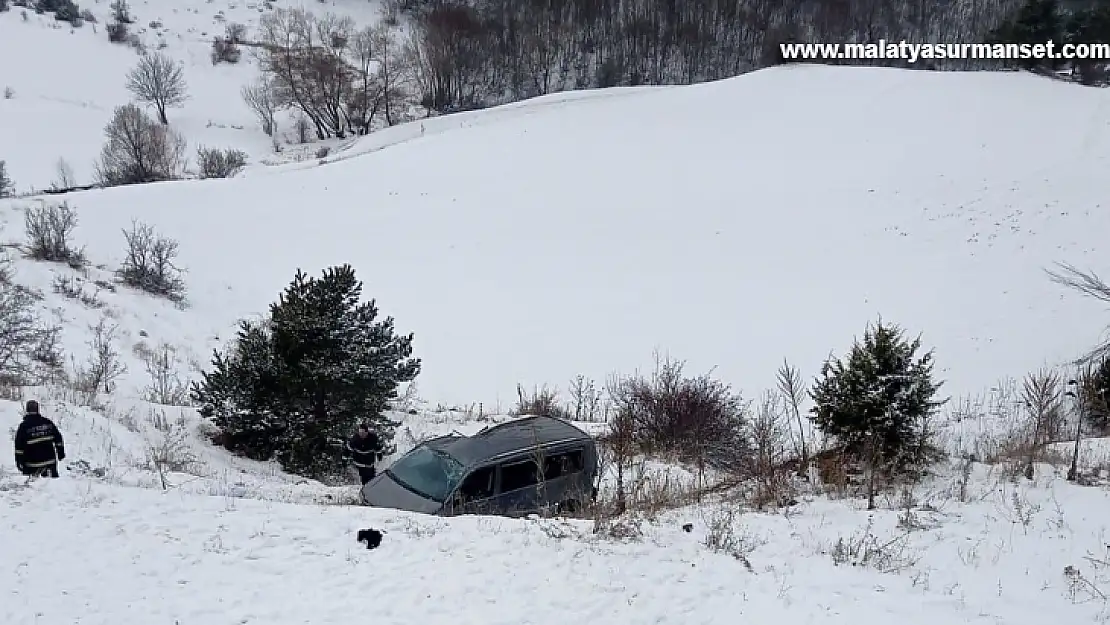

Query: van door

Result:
[539,447,587,511]
[450,465,498,516]
[494,458,542,517]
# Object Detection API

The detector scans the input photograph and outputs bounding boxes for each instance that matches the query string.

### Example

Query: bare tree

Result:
[1020,368,1064,479]
[372,20,409,126]
[568,374,602,421]
[52,157,75,190]
[1048,262,1110,363]
[776,358,810,475]
[750,390,790,509]
[126,52,188,124]
[94,104,186,186]
[73,316,127,394]
[241,78,278,136]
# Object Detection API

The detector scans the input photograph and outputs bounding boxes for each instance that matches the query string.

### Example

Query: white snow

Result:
[5,4,1110,624]
[8,65,1110,410]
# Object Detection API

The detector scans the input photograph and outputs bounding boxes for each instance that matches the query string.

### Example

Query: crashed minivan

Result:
[360,415,598,517]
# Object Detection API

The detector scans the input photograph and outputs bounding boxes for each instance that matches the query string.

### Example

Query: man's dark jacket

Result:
[15,413,65,475]
[346,431,382,469]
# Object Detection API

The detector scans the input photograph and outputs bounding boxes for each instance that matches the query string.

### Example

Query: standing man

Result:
[14,400,65,478]
[346,423,383,485]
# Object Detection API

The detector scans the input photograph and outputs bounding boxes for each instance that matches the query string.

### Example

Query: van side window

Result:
[542,449,585,480]
[458,466,496,500]
[499,460,539,492]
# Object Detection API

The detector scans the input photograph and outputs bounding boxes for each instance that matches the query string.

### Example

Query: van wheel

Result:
[558,499,581,515]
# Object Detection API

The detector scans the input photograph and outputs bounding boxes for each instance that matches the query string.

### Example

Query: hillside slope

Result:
[7,65,1109,409]
[0,0,385,191]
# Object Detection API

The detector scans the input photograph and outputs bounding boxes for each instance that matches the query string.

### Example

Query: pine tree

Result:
[191,264,420,479]
[988,0,1064,71]
[0,161,12,198]
[1079,358,1110,433]
[809,318,945,473]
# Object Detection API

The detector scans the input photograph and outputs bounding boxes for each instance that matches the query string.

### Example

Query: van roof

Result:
[425,415,592,467]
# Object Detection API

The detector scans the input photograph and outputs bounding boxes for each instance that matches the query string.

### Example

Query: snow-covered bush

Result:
[23,200,86,267]
[116,220,186,303]
[196,146,246,179]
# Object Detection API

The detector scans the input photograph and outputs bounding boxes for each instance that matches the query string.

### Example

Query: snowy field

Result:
[4,435,1110,625]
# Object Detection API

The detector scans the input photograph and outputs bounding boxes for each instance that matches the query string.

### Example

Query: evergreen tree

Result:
[191,264,420,480]
[988,0,1064,71]
[809,318,945,472]
[1079,358,1110,433]
[0,161,12,198]
[1065,5,1110,84]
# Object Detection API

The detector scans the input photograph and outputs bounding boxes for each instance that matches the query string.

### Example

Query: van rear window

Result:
[542,449,584,480]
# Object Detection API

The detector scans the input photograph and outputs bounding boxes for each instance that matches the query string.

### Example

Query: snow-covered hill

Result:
[6,65,1109,409]
[0,0,387,191]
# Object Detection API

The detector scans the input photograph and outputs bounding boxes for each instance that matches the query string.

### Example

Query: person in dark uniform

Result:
[14,400,65,478]
[346,423,383,485]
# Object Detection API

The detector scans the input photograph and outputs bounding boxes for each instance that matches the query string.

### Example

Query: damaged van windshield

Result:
[385,445,465,502]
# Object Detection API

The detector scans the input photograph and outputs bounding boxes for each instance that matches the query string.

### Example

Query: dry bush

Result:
[51,274,104,308]
[116,220,186,302]
[830,516,919,573]
[72,316,127,394]
[94,104,186,186]
[606,353,751,474]
[703,507,762,569]
[512,383,569,419]
[210,34,241,65]
[568,374,604,422]
[195,146,247,179]
[23,201,86,267]
[144,409,199,488]
[134,341,189,405]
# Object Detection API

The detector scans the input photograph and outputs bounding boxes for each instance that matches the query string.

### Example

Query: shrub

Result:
[23,201,86,267]
[607,354,752,472]
[809,318,945,476]
[72,316,126,394]
[116,220,186,302]
[106,19,128,42]
[196,146,246,179]
[94,104,186,186]
[513,383,569,419]
[210,36,241,64]
[191,264,421,480]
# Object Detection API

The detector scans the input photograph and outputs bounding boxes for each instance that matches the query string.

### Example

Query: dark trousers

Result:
[23,463,59,478]
[357,466,376,485]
